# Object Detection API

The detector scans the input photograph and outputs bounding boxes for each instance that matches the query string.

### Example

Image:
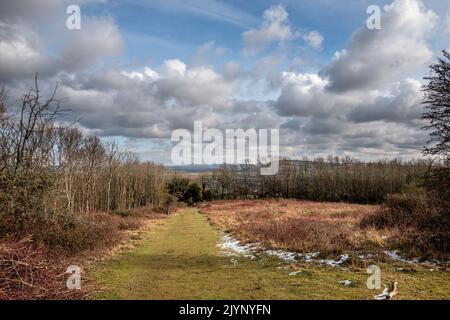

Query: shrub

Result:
[185,183,203,203]
[360,184,450,260]
[360,186,431,228]
[203,190,213,201]
[0,237,85,300]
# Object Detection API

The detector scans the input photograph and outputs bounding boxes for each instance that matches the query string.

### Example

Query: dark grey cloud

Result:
[348,79,423,124]
[0,0,62,24]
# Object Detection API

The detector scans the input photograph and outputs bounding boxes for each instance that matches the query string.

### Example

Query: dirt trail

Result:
[93,208,450,299]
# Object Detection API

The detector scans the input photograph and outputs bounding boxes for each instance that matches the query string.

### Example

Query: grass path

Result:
[93,208,450,300]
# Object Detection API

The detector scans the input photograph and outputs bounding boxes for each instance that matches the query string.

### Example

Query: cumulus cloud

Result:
[0,0,63,24]
[0,22,57,81]
[321,0,438,92]
[222,61,243,81]
[61,16,124,72]
[445,7,450,33]
[302,31,323,50]
[54,60,235,139]
[276,72,423,123]
[242,5,293,55]
[0,0,444,162]
[160,59,187,77]
[156,62,233,108]
[274,70,427,157]
[275,72,363,118]
[348,79,423,124]
[0,7,124,82]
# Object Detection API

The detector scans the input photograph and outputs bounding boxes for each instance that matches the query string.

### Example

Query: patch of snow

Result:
[300,252,320,262]
[338,280,352,286]
[382,250,449,266]
[289,271,302,276]
[319,254,349,267]
[217,233,450,270]
[264,249,298,262]
[384,250,419,264]
[217,234,256,259]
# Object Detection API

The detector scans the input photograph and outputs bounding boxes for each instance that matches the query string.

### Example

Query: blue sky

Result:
[1,0,449,164]
[77,0,448,66]
[79,0,371,68]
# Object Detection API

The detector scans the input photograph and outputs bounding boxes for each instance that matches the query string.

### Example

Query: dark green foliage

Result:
[168,176,190,200]
[168,176,203,204]
[184,183,202,204]
[202,189,213,201]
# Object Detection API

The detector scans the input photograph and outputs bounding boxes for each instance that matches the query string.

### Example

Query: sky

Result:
[0,0,449,164]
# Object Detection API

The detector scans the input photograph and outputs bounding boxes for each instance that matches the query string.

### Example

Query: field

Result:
[200,200,387,257]
[92,203,450,300]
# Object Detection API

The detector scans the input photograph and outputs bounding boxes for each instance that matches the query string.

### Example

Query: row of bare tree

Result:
[200,158,431,204]
[55,130,168,213]
[0,78,168,236]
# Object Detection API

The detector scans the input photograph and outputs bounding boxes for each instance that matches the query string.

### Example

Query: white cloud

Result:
[1,0,443,162]
[0,13,124,82]
[276,72,423,125]
[0,22,56,81]
[157,63,233,108]
[348,78,423,124]
[61,16,124,72]
[275,72,363,118]
[222,61,242,81]
[445,7,450,33]
[303,31,323,50]
[242,5,293,55]
[161,59,187,77]
[321,0,438,92]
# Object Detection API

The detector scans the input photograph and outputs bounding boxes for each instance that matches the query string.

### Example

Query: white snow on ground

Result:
[217,234,256,259]
[300,252,320,262]
[288,271,302,276]
[384,250,419,264]
[217,233,449,267]
[217,234,350,267]
[383,250,449,266]
[319,254,349,267]
[264,249,298,262]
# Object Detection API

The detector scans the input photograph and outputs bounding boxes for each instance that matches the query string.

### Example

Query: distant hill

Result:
[166,164,221,173]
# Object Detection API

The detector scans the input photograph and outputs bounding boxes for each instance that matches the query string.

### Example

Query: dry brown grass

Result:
[0,237,86,300]
[360,190,450,260]
[0,205,176,300]
[199,200,381,256]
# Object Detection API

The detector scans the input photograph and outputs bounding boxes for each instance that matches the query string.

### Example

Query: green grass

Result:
[92,208,450,300]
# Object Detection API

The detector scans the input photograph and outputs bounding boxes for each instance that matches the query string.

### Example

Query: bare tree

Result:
[422,50,450,160]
